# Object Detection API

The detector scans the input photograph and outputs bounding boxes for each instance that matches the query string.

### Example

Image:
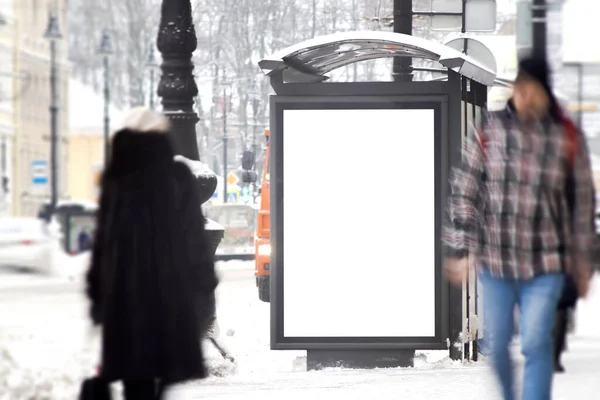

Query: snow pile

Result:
[0,325,101,399]
[0,254,97,398]
[412,351,464,370]
[205,355,237,378]
[54,199,98,211]
[205,218,224,231]
[216,260,254,272]
[174,155,216,179]
[51,251,91,282]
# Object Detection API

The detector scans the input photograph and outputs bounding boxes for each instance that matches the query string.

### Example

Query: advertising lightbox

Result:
[270,97,447,350]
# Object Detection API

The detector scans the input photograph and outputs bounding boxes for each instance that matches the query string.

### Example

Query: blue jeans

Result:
[479,268,564,400]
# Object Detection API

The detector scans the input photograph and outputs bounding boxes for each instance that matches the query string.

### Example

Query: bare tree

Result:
[68,0,159,107]
[69,0,510,167]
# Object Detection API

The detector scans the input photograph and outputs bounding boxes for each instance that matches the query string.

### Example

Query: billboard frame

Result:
[270,95,449,351]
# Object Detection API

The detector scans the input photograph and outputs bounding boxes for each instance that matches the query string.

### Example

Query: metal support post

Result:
[49,39,59,213]
[103,56,111,165]
[223,86,228,203]
[532,0,548,60]
[392,0,413,82]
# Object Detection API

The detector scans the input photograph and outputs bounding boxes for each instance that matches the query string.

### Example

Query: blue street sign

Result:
[226,193,238,203]
[32,160,48,185]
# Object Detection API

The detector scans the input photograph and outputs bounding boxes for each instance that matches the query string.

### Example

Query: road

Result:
[0,261,256,332]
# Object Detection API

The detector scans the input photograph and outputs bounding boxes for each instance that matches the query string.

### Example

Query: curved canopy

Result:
[259,31,496,86]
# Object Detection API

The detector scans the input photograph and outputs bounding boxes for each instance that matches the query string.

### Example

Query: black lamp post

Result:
[221,81,232,203]
[156,0,201,160]
[157,0,222,253]
[98,30,113,166]
[147,44,158,110]
[531,0,548,60]
[44,14,62,215]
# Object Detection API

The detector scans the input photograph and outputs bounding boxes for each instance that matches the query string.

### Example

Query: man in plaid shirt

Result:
[443,56,595,400]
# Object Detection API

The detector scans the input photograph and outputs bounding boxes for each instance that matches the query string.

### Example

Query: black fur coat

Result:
[86,128,218,383]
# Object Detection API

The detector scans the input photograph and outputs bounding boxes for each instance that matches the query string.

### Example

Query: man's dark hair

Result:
[515,54,561,121]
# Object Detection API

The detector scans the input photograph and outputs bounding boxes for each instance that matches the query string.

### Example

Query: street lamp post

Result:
[392,0,413,82]
[147,45,158,110]
[44,14,62,215]
[157,0,201,161]
[532,0,548,60]
[157,0,223,270]
[98,30,113,166]
[221,84,231,203]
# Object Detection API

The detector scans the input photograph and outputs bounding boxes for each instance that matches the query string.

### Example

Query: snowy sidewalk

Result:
[2,260,600,399]
[175,271,600,399]
[173,336,600,400]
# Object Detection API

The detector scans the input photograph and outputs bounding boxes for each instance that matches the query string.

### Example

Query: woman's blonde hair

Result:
[121,107,171,134]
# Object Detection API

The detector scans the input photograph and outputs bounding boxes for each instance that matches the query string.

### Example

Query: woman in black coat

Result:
[86,108,218,400]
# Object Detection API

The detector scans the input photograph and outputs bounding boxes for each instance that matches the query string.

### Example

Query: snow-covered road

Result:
[1,255,600,399]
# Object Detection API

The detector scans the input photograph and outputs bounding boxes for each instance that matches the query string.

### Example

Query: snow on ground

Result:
[175,267,600,400]
[2,257,600,399]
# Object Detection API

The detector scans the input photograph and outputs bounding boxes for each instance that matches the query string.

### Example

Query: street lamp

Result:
[44,14,62,215]
[98,30,113,166]
[220,80,232,203]
[156,0,217,201]
[157,0,201,161]
[157,0,223,272]
[146,44,158,110]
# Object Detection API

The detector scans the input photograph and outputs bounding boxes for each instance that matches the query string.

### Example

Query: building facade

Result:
[68,79,125,204]
[68,133,103,203]
[13,0,69,217]
[0,1,16,216]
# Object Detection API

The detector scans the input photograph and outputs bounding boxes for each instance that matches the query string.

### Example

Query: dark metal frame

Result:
[264,57,487,359]
[269,87,457,351]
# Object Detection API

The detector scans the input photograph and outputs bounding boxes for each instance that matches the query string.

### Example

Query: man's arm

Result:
[571,130,595,279]
[443,126,486,258]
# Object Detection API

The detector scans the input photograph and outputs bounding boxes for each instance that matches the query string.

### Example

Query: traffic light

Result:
[241,185,251,204]
[241,170,258,184]
[241,150,255,170]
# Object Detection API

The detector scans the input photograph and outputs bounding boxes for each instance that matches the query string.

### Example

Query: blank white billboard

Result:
[282,108,436,338]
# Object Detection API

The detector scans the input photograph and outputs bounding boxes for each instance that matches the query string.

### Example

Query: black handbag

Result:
[558,275,579,310]
[78,377,112,400]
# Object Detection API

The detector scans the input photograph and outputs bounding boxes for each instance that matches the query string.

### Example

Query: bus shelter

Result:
[258,31,495,370]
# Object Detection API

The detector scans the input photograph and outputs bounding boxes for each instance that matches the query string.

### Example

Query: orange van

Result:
[254,129,271,302]
[241,128,271,302]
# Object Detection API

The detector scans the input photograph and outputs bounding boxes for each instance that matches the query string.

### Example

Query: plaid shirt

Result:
[443,105,595,280]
